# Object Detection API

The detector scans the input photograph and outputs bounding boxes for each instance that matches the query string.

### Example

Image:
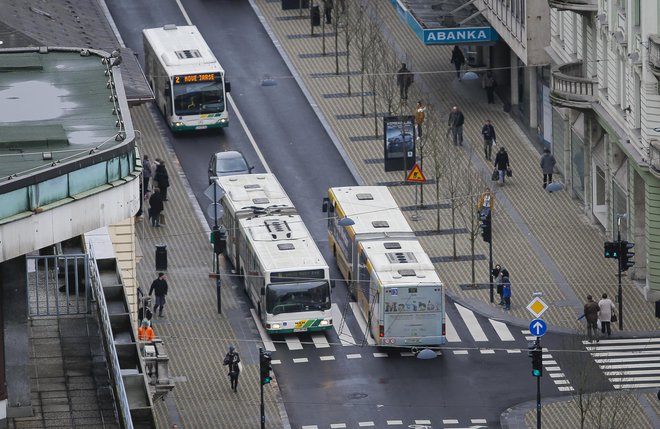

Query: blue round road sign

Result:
[529,319,547,337]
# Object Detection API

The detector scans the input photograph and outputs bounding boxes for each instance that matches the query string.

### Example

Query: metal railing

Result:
[649,34,660,77]
[547,0,597,14]
[550,61,597,108]
[88,244,133,429]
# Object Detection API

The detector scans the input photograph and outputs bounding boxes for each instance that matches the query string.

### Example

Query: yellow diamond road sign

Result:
[526,297,548,318]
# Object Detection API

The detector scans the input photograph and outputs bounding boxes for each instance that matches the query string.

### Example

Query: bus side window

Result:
[327,203,334,229]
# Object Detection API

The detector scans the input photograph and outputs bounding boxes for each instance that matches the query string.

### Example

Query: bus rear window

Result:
[270,269,325,283]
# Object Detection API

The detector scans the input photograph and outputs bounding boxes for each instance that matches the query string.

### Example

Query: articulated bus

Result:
[215,174,296,273]
[323,186,446,347]
[143,24,231,131]
[238,214,333,334]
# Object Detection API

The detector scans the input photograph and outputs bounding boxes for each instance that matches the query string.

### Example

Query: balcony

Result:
[649,34,660,79]
[550,61,598,110]
[547,0,598,14]
[649,140,660,179]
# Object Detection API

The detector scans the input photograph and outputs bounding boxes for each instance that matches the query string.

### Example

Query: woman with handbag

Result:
[494,146,510,186]
[598,293,616,336]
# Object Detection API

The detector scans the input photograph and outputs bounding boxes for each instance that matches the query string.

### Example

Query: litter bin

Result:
[311,5,320,27]
[155,244,167,271]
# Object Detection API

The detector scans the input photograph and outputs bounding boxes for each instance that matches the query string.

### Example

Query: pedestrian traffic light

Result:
[480,211,492,243]
[211,226,226,255]
[619,240,635,272]
[604,241,619,259]
[530,345,543,377]
[259,349,272,385]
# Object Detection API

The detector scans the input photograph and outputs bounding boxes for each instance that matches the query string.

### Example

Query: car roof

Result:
[214,150,244,160]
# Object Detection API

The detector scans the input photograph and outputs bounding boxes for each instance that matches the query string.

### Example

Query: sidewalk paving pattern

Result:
[130,0,660,428]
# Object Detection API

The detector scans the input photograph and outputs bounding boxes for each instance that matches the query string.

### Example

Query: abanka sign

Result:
[423,27,498,45]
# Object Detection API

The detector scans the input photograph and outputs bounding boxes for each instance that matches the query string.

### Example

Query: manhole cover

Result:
[347,392,368,400]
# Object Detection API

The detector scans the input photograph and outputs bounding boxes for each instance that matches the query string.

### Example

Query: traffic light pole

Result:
[213,183,222,315]
[617,228,623,330]
[489,233,494,303]
[260,376,265,429]
[536,338,542,429]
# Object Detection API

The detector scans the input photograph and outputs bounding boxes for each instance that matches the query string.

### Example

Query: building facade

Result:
[546,0,660,300]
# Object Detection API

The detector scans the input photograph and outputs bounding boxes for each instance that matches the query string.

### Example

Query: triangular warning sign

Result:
[406,163,426,183]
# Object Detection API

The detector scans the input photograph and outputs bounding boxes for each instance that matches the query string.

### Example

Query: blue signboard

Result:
[423,27,498,45]
[529,319,548,337]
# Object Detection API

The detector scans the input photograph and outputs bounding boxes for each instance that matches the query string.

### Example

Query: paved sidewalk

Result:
[132,105,287,429]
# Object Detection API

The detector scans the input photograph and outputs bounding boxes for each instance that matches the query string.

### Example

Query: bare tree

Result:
[423,112,450,231]
[378,49,402,116]
[364,24,383,136]
[456,153,486,285]
[342,1,354,94]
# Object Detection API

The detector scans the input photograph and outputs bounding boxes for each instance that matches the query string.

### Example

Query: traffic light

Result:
[259,348,272,385]
[480,210,492,243]
[529,344,543,377]
[211,226,226,255]
[604,241,619,259]
[619,240,634,272]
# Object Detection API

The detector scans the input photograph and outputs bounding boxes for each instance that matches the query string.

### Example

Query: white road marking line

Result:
[544,360,557,365]
[358,422,374,427]
[311,332,330,348]
[606,376,660,383]
[443,419,459,424]
[489,319,515,341]
[320,355,335,361]
[591,350,660,357]
[480,349,495,354]
[349,302,376,345]
[507,349,522,354]
[346,354,362,359]
[271,360,282,365]
[453,350,469,355]
[400,352,415,357]
[373,352,388,358]
[455,304,488,342]
[386,420,403,425]
[549,373,565,378]
[330,424,347,428]
[595,357,660,364]
[472,419,488,424]
[415,420,431,424]
[444,314,461,342]
[292,358,308,363]
[614,382,660,389]
[250,309,275,351]
[546,366,561,371]
[285,336,303,350]
[586,343,660,351]
[604,369,660,376]
[554,379,571,384]
[227,93,271,173]
[558,386,575,391]
[331,303,355,346]
[521,330,531,335]
[301,426,318,429]
[597,362,660,368]
[583,338,660,345]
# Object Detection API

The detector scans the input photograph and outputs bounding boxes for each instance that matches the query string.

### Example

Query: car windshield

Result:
[266,281,331,315]
[216,155,248,174]
[173,81,225,116]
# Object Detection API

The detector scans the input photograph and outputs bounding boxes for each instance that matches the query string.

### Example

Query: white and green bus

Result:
[323,186,446,347]
[238,214,333,334]
[215,174,296,274]
[143,24,230,131]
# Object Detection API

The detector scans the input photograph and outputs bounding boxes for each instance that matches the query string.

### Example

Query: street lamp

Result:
[337,217,355,227]
[415,348,438,360]
[462,71,479,81]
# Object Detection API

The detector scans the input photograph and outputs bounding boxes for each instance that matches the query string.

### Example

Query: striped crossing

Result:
[584,337,660,389]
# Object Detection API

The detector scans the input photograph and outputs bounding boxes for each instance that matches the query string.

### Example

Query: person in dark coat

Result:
[481,120,496,160]
[450,46,466,80]
[322,0,333,24]
[448,105,465,146]
[142,155,153,196]
[396,63,414,101]
[148,189,164,227]
[491,264,503,305]
[149,272,169,317]
[583,295,600,341]
[494,147,510,186]
[501,274,511,310]
[540,148,557,189]
[482,70,497,104]
[223,346,241,392]
[154,161,170,201]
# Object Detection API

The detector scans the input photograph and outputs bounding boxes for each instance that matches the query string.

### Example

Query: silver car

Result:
[208,150,254,183]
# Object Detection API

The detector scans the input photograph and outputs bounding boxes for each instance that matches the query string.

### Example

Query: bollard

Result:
[155,244,167,271]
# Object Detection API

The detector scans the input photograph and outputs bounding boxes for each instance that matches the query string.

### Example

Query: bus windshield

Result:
[173,81,225,116]
[266,281,331,315]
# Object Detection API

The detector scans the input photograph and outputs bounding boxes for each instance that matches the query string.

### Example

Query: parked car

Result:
[387,132,414,155]
[208,150,254,183]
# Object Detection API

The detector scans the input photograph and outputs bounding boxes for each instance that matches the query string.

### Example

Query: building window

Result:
[571,130,585,201]
[552,108,566,173]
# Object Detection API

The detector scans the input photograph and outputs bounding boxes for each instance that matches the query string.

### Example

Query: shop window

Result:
[571,130,585,201]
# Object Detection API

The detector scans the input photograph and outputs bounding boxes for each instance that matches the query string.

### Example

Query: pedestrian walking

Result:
[142,155,153,197]
[494,146,510,185]
[481,120,496,160]
[540,148,557,189]
[491,264,502,304]
[223,346,241,392]
[450,45,466,80]
[149,272,169,317]
[583,294,600,341]
[154,160,170,201]
[501,273,511,310]
[138,319,155,342]
[482,70,497,104]
[448,106,465,146]
[477,187,494,216]
[148,188,164,227]
[414,101,426,139]
[396,63,414,102]
[322,0,333,24]
[598,293,616,337]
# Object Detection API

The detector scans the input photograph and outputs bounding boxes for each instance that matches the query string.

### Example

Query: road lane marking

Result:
[489,319,515,341]
[349,302,376,345]
[455,304,488,342]
[346,354,362,359]
[444,314,461,342]
[311,332,330,348]
[250,309,275,351]
[292,358,308,363]
[320,355,335,361]
[332,303,355,346]
[285,336,303,350]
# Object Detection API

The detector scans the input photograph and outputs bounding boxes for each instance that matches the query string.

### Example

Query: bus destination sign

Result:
[174,73,220,84]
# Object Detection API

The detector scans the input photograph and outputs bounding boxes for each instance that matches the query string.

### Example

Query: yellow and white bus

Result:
[323,186,446,347]
[215,174,295,272]
[238,214,333,334]
[143,24,231,131]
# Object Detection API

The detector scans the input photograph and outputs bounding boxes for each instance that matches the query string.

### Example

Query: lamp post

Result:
[616,213,626,330]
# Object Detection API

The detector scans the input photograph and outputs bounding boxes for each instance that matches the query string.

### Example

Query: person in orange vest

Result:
[138,319,155,342]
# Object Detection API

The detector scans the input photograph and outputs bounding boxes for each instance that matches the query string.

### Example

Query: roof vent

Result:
[372,220,389,228]
[386,252,418,264]
[253,198,269,205]
[356,193,374,200]
[383,242,401,249]
[398,269,416,277]
[245,184,261,189]
[175,49,202,59]
[264,219,292,239]
[277,243,295,250]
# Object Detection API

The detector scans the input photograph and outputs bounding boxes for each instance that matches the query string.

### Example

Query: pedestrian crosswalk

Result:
[300,417,490,429]
[261,301,522,354]
[584,337,660,389]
